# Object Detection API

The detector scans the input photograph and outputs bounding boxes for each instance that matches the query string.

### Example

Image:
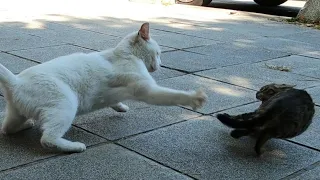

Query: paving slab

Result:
[157,74,257,114]
[75,106,200,140]
[184,42,291,66]
[151,22,259,43]
[54,18,144,37]
[235,37,320,54]
[9,45,93,63]
[299,51,320,59]
[306,86,320,105]
[196,62,320,90]
[0,124,107,171]
[291,107,320,151]
[291,164,320,180]
[264,55,320,79]
[281,30,320,47]
[161,50,220,72]
[0,27,30,38]
[167,18,311,38]
[119,116,320,180]
[152,29,217,49]
[0,97,107,171]
[211,102,320,151]
[0,52,38,74]
[0,34,63,52]
[23,22,176,52]
[0,144,191,180]
[151,67,186,80]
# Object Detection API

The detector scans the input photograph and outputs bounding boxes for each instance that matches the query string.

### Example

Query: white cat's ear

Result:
[138,23,150,41]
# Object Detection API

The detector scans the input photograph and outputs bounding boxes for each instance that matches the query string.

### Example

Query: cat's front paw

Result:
[189,89,207,110]
[111,103,129,112]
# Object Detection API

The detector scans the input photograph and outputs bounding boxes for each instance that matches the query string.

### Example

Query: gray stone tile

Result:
[264,55,320,79]
[26,22,118,44]
[157,75,256,114]
[75,106,200,140]
[9,45,93,63]
[238,37,320,54]
[152,29,217,49]
[0,53,38,74]
[184,42,291,67]
[161,51,220,72]
[151,22,259,43]
[119,116,320,180]
[290,107,320,150]
[69,37,122,51]
[211,102,260,116]
[291,164,320,180]
[0,27,29,38]
[0,98,106,171]
[281,30,320,47]
[0,35,63,52]
[0,125,107,171]
[0,97,6,111]
[196,62,320,90]
[160,46,176,52]
[151,67,185,80]
[0,144,191,180]
[54,18,142,37]
[306,86,320,105]
[299,51,320,59]
[223,21,311,38]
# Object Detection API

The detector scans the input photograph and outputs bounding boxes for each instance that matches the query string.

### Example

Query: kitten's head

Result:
[118,23,161,73]
[256,83,295,101]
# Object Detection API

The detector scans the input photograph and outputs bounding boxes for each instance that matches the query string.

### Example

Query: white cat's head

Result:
[118,23,161,72]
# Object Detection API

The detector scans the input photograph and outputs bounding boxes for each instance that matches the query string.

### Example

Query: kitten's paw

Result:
[111,103,129,112]
[189,89,207,110]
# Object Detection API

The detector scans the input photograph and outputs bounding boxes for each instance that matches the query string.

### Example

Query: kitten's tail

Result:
[216,113,261,129]
[0,63,18,91]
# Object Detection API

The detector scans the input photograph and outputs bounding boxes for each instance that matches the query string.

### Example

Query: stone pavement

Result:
[0,0,319,179]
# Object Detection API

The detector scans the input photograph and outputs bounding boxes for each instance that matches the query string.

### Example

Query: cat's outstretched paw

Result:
[111,103,129,112]
[189,89,207,110]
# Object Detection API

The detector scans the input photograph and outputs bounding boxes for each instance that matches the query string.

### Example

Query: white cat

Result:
[0,23,207,152]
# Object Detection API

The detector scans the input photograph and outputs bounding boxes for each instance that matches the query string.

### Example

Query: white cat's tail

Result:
[0,63,17,90]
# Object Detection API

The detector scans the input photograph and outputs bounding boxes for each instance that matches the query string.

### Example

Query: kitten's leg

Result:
[134,84,207,110]
[40,106,86,153]
[254,131,272,156]
[1,104,33,134]
[110,102,129,112]
[230,129,251,139]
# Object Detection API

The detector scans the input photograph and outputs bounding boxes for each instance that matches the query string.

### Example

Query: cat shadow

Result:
[0,126,59,156]
[221,131,288,160]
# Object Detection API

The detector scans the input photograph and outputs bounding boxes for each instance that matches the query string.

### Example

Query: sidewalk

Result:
[0,1,319,179]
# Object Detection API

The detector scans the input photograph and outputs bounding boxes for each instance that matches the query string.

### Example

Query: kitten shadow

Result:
[222,131,288,159]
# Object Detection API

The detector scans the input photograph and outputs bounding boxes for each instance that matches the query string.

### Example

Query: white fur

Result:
[0,23,207,152]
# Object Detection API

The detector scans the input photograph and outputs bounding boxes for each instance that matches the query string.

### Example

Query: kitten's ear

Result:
[138,22,150,41]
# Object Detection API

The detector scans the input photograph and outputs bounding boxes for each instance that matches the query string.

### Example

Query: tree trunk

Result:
[297,0,320,23]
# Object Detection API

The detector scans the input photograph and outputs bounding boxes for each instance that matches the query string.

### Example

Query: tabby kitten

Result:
[216,83,315,155]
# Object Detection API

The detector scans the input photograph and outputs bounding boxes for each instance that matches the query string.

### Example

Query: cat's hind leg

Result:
[40,102,86,153]
[110,102,129,112]
[1,104,33,134]
[254,130,273,156]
